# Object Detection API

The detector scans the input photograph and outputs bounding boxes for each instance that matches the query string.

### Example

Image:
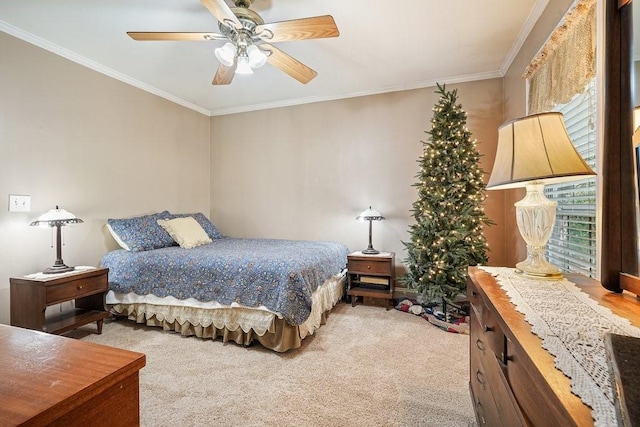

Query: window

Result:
[545,78,597,277]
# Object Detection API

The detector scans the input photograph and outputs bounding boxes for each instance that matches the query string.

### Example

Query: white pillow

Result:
[106,223,131,251]
[157,217,212,249]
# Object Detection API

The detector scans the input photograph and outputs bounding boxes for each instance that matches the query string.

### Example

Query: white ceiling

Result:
[0,0,547,116]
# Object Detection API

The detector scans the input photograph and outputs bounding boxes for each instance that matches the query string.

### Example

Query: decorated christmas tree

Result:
[402,83,492,303]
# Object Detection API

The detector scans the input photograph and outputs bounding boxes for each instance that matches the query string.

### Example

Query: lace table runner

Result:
[479,267,640,427]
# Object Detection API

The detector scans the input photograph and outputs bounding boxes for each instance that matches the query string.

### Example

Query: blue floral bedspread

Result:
[101,238,349,325]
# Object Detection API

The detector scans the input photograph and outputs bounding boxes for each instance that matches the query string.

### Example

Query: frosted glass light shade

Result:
[214,42,236,67]
[356,207,384,221]
[30,206,83,227]
[247,45,267,68]
[235,56,253,74]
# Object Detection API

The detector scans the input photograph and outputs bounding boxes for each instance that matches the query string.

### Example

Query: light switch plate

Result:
[9,194,31,212]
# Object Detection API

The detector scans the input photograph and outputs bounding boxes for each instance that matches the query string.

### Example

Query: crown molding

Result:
[208,70,504,116]
[0,21,210,116]
[500,0,550,76]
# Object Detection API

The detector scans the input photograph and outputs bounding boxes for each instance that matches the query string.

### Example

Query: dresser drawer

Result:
[347,258,391,275]
[47,274,107,305]
[471,315,526,426]
[505,335,575,427]
[470,343,502,426]
[467,277,484,324]
[483,308,507,363]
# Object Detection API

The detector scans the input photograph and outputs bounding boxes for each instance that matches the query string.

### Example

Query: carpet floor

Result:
[69,303,476,426]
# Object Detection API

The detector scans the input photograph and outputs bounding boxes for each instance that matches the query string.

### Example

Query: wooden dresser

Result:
[0,324,146,426]
[467,267,640,426]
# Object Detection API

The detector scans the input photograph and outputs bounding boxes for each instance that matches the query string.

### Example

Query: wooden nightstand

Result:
[347,251,395,310]
[10,267,110,334]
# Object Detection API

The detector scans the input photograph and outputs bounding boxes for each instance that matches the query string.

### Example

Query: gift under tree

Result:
[402,83,493,303]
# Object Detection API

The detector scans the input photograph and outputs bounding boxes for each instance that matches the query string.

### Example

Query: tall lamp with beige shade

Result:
[486,112,595,278]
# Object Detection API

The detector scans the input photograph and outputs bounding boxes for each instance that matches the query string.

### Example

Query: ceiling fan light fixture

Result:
[247,45,267,68]
[214,42,237,67]
[236,56,253,74]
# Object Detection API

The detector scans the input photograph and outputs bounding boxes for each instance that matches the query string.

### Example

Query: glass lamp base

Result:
[515,255,563,280]
[514,182,563,280]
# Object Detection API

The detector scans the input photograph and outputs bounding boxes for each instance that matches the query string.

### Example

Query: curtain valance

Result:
[525,0,597,113]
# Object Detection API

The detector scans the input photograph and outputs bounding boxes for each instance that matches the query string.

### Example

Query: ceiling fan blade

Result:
[262,43,317,84]
[256,15,339,42]
[127,32,226,41]
[200,0,242,29]
[213,63,237,85]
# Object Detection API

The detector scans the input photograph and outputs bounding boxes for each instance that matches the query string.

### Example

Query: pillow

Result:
[169,212,223,240]
[107,211,174,251]
[106,223,131,251]
[157,217,212,249]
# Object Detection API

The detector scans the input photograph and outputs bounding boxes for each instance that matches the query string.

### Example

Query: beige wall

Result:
[501,0,574,267]
[210,79,506,274]
[0,32,211,323]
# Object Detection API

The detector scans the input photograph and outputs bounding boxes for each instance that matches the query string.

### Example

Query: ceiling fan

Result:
[127,0,340,85]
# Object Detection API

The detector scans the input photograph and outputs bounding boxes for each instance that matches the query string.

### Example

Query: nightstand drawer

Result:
[347,259,391,275]
[47,274,107,305]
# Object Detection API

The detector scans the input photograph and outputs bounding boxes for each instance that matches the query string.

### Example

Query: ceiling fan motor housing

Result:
[234,0,254,8]
[219,7,264,44]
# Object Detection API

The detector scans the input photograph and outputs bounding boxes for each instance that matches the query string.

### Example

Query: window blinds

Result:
[545,79,597,277]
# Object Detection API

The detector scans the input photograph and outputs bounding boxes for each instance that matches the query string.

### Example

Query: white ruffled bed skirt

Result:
[107,272,345,352]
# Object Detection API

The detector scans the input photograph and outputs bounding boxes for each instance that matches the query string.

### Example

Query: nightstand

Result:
[10,267,110,334]
[347,251,395,310]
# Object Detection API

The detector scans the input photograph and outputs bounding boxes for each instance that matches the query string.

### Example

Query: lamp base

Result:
[515,244,563,279]
[43,264,75,274]
[514,183,564,280]
[362,248,380,255]
[515,260,563,280]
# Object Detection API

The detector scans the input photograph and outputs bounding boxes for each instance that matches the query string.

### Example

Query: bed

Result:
[101,211,349,352]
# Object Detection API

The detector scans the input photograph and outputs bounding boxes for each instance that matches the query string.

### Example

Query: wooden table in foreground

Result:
[0,324,146,426]
[468,267,640,426]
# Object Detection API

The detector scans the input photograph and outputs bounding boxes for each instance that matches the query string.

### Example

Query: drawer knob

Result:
[485,325,493,333]
[475,338,485,353]
[367,265,371,269]
[77,285,83,290]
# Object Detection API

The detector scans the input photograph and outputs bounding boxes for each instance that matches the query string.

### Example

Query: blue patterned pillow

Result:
[107,211,174,251]
[169,212,223,240]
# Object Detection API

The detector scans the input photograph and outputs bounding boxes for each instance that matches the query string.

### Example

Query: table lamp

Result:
[30,205,83,274]
[356,206,385,254]
[486,112,595,278]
